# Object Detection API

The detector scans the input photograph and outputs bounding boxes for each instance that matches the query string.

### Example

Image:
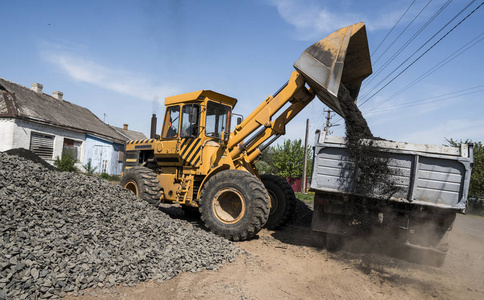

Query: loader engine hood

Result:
[294,22,372,117]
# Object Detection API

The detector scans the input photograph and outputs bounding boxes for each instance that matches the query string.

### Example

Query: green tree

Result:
[255,147,277,175]
[446,138,484,196]
[54,150,78,172]
[83,158,97,175]
[272,139,311,178]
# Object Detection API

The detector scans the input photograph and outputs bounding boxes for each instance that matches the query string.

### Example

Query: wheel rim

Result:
[124,180,139,197]
[212,188,246,224]
[267,190,278,216]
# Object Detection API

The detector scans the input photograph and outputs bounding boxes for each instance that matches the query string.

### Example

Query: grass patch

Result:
[295,192,314,202]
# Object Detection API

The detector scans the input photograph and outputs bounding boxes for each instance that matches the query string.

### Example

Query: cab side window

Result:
[181,104,200,138]
[162,106,180,139]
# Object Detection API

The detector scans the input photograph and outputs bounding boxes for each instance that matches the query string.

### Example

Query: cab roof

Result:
[165,90,237,107]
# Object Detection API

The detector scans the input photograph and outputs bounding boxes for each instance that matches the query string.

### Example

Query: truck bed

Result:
[309,132,474,212]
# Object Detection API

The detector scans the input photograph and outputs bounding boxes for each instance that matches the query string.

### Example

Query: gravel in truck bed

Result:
[0,151,242,299]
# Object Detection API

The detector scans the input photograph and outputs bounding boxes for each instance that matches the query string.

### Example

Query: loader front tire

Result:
[200,170,270,241]
[261,175,296,229]
[120,166,162,206]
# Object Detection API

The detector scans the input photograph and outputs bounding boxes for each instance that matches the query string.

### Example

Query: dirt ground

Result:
[68,213,484,300]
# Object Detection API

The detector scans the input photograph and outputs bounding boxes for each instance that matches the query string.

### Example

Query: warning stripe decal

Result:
[180,138,201,166]
[127,139,155,145]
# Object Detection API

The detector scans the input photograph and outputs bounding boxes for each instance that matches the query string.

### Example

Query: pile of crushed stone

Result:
[289,199,313,227]
[0,152,242,299]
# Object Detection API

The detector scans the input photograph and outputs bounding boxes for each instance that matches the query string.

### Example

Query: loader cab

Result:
[162,90,237,142]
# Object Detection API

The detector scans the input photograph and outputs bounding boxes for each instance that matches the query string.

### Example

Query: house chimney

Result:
[123,124,128,130]
[53,91,63,100]
[31,83,43,93]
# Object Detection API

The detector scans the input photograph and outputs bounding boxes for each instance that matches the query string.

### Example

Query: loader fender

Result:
[196,164,231,199]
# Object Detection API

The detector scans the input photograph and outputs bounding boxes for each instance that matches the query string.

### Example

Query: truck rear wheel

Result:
[120,166,162,206]
[199,170,270,241]
[261,175,296,229]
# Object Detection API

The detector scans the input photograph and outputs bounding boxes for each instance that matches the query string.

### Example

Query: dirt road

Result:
[68,213,484,300]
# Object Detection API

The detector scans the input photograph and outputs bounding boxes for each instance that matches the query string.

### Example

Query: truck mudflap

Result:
[294,22,372,116]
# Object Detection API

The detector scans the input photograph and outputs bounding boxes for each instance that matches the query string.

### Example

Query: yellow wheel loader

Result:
[120,23,372,241]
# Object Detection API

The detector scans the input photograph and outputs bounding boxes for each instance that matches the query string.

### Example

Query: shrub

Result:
[54,150,78,172]
[83,159,97,175]
[99,172,110,180]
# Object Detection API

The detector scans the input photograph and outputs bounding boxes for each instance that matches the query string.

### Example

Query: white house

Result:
[0,77,146,175]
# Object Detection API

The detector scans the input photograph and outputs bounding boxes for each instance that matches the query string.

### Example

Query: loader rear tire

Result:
[200,170,270,241]
[120,166,162,206]
[261,175,296,229]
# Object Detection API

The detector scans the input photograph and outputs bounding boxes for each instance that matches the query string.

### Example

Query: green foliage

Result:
[99,172,110,179]
[255,147,277,175]
[83,159,97,175]
[295,192,314,202]
[257,139,311,178]
[98,172,120,182]
[446,138,484,197]
[54,150,78,172]
[468,197,484,216]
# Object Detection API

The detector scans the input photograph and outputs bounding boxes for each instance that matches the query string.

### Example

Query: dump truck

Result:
[310,131,473,265]
[120,22,372,241]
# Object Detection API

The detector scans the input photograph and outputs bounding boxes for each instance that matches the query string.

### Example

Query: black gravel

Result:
[289,199,313,227]
[338,84,400,197]
[0,152,242,299]
[4,149,58,172]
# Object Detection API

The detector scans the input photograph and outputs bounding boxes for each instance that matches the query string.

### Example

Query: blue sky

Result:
[1,0,483,146]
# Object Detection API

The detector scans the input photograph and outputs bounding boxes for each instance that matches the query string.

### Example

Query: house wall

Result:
[84,134,123,175]
[0,118,15,151]
[1,118,125,174]
[9,119,85,168]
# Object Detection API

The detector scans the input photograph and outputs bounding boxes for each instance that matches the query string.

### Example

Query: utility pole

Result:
[324,109,331,135]
[301,118,309,194]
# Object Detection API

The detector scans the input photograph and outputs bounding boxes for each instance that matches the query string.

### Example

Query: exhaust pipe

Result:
[294,22,372,117]
[150,114,157,139]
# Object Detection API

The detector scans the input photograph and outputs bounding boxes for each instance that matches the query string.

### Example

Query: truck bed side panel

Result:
[310,135,473,211]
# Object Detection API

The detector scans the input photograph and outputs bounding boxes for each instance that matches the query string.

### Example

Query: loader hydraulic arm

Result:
[227,71,315,164]
[227,22,373,167]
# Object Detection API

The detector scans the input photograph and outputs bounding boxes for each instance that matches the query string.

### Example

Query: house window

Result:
[30,133,54,160]
[63,138,82,161]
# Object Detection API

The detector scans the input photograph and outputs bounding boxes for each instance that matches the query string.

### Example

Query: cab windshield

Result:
[205,101,231,138]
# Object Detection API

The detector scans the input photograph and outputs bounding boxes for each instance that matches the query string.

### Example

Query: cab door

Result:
[159,105,182,164]
[179,104,202,167]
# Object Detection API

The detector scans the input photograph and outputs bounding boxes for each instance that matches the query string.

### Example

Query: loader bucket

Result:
[294,22,372,117]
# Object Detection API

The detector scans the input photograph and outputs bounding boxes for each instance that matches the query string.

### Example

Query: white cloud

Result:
[42,46,178,101]
[267,0,359,40]
[266,0,411,40]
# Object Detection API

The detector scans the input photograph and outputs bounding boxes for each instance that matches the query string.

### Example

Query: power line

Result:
[371,0,416,58]
[359,0,484,106]
[372,0,433,66]
[360,0,477,102]
[364,85,484,115]
[365,30,484,109]
[332,83,484,125]
[362,0,452,94]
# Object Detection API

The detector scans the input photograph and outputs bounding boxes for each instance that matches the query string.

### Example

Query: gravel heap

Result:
[289,199,313,227]
[5,148,58,172]
[0,152,242,299]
